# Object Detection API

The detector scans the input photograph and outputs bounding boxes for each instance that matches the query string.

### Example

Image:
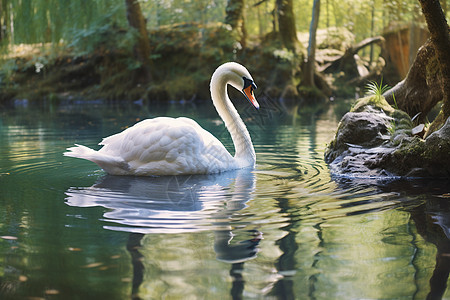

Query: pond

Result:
[0,98,449,299]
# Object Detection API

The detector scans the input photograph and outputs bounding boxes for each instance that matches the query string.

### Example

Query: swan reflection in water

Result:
[65,168,261,299]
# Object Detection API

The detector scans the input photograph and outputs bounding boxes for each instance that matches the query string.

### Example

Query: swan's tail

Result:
[64,144,99,160]
[64,144,130,175]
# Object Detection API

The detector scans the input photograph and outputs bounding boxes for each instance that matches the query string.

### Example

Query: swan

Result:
[64,62,259,176]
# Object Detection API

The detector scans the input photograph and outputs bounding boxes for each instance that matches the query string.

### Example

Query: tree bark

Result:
[125,0,153,82]
[418,0,450,118]
[383,39,442,123]
[225,0,247,49]
[276,0,301,53]
[303,0,320,87]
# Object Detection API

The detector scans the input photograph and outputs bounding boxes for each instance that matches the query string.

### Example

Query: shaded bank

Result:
[0,23,237,103]
[2,22,315,103]
[0,22,414,104]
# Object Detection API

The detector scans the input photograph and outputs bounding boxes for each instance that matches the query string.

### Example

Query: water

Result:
[1,99,449,299]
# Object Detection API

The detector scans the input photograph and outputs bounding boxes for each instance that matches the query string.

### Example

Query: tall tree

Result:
[384,0,450,136]
[419,0,450,135]
[0,0,8,42]
[276,0,301,53]
[125,0,153,81]
[303,0,320,87]
[225,0,247,49]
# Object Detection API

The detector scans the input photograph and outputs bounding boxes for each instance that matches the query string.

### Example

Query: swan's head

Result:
[212,62,259,109]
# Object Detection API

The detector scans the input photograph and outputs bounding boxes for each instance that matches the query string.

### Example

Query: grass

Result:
[391,93,398,109]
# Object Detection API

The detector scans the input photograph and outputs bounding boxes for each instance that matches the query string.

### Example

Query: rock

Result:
[325,95,450,178]
[379,117,450,177]
[324,98,397,177]
[337,111,391,146]
[351,95,395,114]
[325,96,394,163]
[421,117,450,176]
[412,124,425,136]
[427,116,450,141]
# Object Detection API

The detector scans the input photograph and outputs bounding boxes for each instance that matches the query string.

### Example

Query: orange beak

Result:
[243,83,259,109]
[242,86,259,109]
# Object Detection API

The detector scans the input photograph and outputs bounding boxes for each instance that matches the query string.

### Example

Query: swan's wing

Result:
[99,117,234,174]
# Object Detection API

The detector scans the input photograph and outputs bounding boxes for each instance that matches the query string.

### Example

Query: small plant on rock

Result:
[365,79,390,99]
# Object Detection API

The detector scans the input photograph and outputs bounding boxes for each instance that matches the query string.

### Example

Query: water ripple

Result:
[65,169,259,234]
[2,115,426,237]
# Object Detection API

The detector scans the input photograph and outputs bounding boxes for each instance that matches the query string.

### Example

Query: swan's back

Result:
[65,117,234,175]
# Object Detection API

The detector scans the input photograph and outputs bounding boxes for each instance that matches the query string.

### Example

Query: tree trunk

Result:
[276,0,301,53]
[383,0,449,136]
[369,1,375,64]
[418,0,450,119]
[303,0,320,87]
[125,0,153,82]
[0,0,3,41]
[225,0,247,49]
[383,39,443,123]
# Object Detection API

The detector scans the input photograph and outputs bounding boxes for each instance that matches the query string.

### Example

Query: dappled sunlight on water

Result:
[1,102,449,299]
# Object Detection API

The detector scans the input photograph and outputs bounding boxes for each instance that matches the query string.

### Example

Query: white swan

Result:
[64,62,259,176]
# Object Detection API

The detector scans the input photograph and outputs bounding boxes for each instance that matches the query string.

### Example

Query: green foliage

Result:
[1,0,426,52]
[68,16,137,57]
[141,0,226,29]
[0,59,18,87]
[146,22,236,99]
[365,79,390,98]
[364,80,402,110]
[4,0,126,46]
[0,0,432,102]
[273,49,296,62]
[149,22,235,67]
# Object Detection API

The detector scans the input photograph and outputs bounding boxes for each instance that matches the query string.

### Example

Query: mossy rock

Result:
[325,93,450,178]
[350,95,395,114]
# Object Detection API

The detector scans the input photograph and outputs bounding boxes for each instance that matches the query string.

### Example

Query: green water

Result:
[0,100,449,299]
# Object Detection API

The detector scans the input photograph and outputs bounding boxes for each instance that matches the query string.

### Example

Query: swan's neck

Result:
[211,75,255,167]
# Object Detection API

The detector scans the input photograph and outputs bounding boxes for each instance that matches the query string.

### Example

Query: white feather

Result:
[64,62,258,176]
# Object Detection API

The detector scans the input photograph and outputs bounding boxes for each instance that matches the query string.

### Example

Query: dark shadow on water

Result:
[410,197,450,300]
[331,176,450,299]
[126,233,145,300]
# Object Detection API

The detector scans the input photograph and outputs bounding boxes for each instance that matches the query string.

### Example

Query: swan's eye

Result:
[243,77,257,92]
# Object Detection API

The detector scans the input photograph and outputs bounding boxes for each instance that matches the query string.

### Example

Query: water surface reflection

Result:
[65,169,263,298]
[66,169,256,234]
[1,102,450,299]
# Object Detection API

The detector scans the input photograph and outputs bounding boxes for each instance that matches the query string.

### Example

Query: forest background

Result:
[0,0,449,103]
